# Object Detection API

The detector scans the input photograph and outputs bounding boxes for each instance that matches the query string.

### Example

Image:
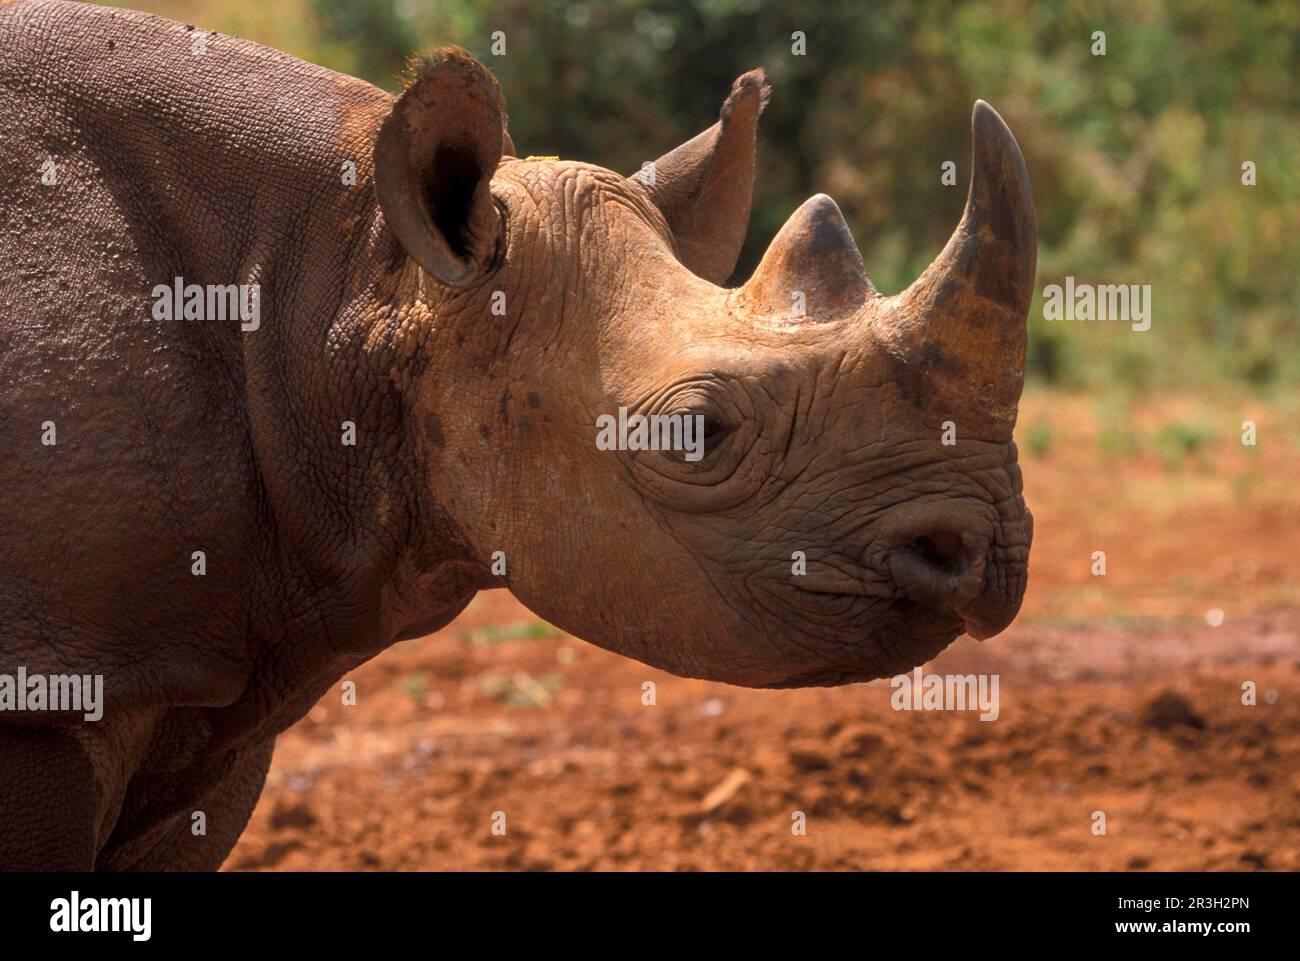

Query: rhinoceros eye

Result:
[650,406,731,465]
[698,414,733,447]
[666,409,733,465]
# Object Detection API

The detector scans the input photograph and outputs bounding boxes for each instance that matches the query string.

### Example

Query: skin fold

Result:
[0,0,1034,869]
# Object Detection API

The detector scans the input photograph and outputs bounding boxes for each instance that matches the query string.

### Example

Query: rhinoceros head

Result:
[371,50,1035,687]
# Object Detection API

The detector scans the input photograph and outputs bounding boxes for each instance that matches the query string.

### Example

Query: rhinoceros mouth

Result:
[961,616,1000,640]
[789,569,1010,649]
[766,668,861,688]
[747,595,969,688]
[793,583,893,599]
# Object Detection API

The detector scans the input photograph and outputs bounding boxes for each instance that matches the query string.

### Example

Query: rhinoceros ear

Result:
[374,48,506,286]
[631,69,770,286]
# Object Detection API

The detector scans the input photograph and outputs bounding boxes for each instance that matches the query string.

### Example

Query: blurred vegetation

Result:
[458,621,561,646]
[110,0,1299,391]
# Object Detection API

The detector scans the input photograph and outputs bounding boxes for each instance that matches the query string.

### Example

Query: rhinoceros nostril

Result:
[910,531,968,577]
[886,527,986,610]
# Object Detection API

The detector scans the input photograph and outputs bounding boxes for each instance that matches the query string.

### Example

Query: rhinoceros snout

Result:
[876,503,1024,642]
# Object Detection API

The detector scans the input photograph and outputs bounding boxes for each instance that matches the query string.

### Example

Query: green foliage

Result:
[477,670,564,708]
[458,621,560,646]
[1154,420,1218,469]
[116,0,1300,390]
[1024,421,1056,458]
[398,670,430,701]
[1097,423,1143,458]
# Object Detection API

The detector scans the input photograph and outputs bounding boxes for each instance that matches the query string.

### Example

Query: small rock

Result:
[699,768,751,814]
[834,724,885,758]
[1141,690,1206,731]
[269,800,317,831]
[788,749,832,772]
[1240,850,1269,869]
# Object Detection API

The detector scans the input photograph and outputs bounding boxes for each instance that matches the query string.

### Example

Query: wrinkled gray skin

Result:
[0,0,1034,869]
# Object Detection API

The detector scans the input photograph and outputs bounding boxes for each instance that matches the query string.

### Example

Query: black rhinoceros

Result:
[0,0,1034,869]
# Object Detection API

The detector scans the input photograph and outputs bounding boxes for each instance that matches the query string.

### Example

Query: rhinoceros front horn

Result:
[892,100,1037,433]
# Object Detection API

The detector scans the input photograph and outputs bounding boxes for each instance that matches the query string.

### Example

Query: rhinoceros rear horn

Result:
[736,193,875,322]
[631,70,770,286]
[894,101,1037,431]
[374,48,507,286]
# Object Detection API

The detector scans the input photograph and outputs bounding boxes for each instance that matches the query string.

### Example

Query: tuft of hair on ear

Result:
[399,45,469,89]
[720,68,772,124]
[398,46,511,133]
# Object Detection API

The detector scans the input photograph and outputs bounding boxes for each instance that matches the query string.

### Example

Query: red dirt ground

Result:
[229,392,1299,870]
